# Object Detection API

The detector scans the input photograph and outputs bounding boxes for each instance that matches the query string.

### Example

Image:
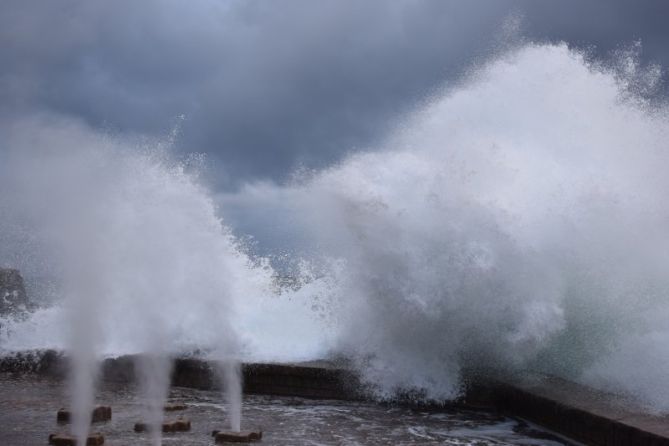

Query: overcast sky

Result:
[2,0,669,189]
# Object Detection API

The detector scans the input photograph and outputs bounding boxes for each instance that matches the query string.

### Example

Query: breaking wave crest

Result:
[3,42,669,413]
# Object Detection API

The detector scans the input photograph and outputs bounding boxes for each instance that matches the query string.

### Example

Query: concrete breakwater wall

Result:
[0,350,364,400]
[170,358,364,400]
[2,350,669,445]
[492,375,669,446]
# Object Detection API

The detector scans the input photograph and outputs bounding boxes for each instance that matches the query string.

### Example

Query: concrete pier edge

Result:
[1,350,668,445]
[490,374,669,446]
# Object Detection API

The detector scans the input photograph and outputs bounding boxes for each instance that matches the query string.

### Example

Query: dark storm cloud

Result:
[1,0,668,187]
[521,0,669,63]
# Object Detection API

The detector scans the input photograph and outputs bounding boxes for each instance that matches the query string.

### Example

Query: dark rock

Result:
[0,268,28,315]
[48,433,104,445]
[57,406,112,424]
[213,430,263,443]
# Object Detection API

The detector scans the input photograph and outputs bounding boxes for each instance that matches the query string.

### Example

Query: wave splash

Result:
[229,42,669,410]
[3,42,669,413]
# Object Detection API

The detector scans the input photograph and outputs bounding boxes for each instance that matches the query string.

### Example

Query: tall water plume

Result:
[137,355,173,445]
[217,360,242,432]
[0,114,275,437]
[224,41,669,411]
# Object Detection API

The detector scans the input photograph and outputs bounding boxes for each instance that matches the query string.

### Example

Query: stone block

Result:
[163,417,191,432]
[48,433,104,445]
[134,417,191,433]
[91,406,112,422]
[212,430,263,443]
[57,406,112,424]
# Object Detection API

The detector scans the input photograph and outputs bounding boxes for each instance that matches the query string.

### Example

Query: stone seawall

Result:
[492,374,669,446]
[171,358,364,400]
[0,351,364,400]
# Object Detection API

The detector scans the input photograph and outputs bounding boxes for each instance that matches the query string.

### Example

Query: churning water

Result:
[2,41,669,422]
[0,374,573,445]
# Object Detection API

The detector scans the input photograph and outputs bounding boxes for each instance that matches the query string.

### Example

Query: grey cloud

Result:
[1,0,668,188]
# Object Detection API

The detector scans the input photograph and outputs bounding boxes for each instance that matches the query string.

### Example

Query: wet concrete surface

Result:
[494,373,669,446]
[0,373,574,445]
